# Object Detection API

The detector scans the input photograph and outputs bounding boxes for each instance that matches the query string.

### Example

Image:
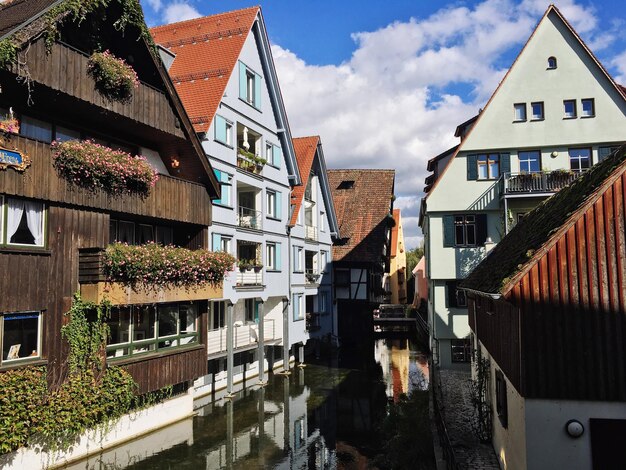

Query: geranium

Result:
[52,139,158,198]
[87,50,139,103]
[102,242,236,289]
[0,117,19,134]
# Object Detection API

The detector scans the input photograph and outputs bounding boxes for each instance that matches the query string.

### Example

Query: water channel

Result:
[70,338,434,469]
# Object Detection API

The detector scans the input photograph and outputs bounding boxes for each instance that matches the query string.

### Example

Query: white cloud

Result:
[162,2,201,24]
[145,0,162,12]
[273,0,606,246]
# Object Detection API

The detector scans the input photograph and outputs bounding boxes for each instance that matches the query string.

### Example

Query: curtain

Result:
[25,201,44,246]
[6,199,25,242]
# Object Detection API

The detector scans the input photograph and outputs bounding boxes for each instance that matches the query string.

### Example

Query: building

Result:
[0,0,221,394]
[151,7,321,395]
[412,256,427,308]
[419,4,626,368]
[460,145,626,470]
[386,209,407,305]
[328,169,395,345]
[290,136,340,349]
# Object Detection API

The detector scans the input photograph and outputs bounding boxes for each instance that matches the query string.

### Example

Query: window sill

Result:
[0,246,51,256]
[580,115,595,119]
[0,358,47,371]
[512,119,527,123]
[108,343,204,366]
[213,203,233,210]
[266,216,282,222]
[563,116,577,120]
[266,163,281,170]
[215,140,234,149]
[238,97,261,112]
[265,269,281,273]
[530,118,544,122]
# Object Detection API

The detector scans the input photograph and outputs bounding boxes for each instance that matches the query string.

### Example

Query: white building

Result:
[420,4,626,368]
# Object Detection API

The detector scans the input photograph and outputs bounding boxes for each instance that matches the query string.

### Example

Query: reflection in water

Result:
[76,339,433,469]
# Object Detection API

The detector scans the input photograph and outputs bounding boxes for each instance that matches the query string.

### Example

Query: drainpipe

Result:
[283,224,292,373]
[258,300,266,385]
[226,301,234,397]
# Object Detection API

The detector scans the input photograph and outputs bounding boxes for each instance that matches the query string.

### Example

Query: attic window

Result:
[547,56,557,69]
[338,180,355,190]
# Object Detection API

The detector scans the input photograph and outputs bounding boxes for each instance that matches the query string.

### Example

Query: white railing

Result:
[237,206,262,230]
[305,269,320,285]
[305,225,318,241]
[236,270,263,286]
[207,319,277,355]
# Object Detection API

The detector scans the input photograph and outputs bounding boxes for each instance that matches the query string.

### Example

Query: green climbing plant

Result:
[468,347,492,443]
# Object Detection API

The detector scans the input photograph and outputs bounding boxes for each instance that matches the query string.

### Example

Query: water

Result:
[73,338,434,469]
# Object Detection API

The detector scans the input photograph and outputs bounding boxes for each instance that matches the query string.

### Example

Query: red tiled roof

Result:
[328,169,395,264]
[290,136,319,226]
[150,7,260,133]
[390,209,400,257]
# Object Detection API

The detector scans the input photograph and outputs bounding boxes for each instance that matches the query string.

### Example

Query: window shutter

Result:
[275,191,282,220]
[212,233,221,251]
[254,73,262,109]
[476,214,488,245]
[446,281,456,308]
[273,145,282,168]
[254,301,260,323]
[500,153,511,174]
[213,170,222,204]
[443,215,455,247]
[598,146,612,162]
[215,115,227,143]
[467,154,478,180]
[275,243,281,271]
[239,62,247,100]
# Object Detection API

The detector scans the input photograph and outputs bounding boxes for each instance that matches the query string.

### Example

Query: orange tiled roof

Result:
[328,169,395,264]
[290,136,319,226]
[390,209,400,257]
[150,7,260,134]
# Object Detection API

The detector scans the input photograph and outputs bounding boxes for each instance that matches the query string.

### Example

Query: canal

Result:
[71,338,434,469]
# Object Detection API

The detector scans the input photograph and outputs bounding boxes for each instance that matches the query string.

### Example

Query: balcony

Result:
[236,269,263,287]
[499,170,579,198]
[305,225,318,241]
[238,206,262,230]
[237,152,265,175]
[207,319,278,355]
[305,269,320,285]
[78,248,223,304]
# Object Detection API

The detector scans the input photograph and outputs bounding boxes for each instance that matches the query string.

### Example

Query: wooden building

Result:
[0,0,221,394]
[461,145,626,469]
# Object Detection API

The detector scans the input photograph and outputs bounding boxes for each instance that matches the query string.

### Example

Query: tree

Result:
[405,244,424,275]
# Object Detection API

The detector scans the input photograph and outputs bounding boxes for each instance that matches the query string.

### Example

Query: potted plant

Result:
[238,259,252,272]
[87,50,139,104]
[253,262,263,273]
[0,108,19,134]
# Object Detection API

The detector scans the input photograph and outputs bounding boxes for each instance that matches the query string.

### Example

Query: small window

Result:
[267,190,276,218]
[518,150,541,173]
[530,102,544,120]
[446,280,467,308]
[118,221,135,244]
[320,250,328,273]
[477,154,499,180]
[5,198,45,247]
[547,56,557,69]
[569,148,591,172]
[211,301,226,330]
[495,370,508,428]
[213,170,233,207]
[320,211,326,232]
[581,98,595,118]
[292,293,304,321]
[137,224,154,244]
[513,103,527,122]
[245,299,259,323]
[451,338,471,363]
[293,246,303,272]
[564,100,577,119]
[156,225,173,245]
[266,242,281,271]
[598,146,619,162]
[338,180,355,189]
[454,215,476,247]
[20,116,52,142]
[54,125,80,142]
[2,311,42,364]
[267,143,282,168]
[239,61,261,109]
[214,115,233,146]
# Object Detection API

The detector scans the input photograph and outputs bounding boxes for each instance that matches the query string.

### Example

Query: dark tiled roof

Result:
[461,144,626,295]
[290,136,318,226]
[328,169,394,264]
[0,0,58,38]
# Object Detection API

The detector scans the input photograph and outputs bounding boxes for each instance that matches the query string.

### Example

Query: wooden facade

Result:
[0,11,220,393]
[469,166,626,401]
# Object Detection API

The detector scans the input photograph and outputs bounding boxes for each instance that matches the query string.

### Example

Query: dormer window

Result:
[547,56,557,69]
[338,180,355,190]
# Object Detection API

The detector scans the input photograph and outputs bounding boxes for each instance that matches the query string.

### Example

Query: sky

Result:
[142,0,626,249]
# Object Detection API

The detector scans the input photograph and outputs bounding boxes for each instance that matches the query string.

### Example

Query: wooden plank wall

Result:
[0,136,211,226]
[23,39,184,139]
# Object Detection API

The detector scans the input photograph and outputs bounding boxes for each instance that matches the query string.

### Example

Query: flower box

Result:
[52,139,159,197]
[87,50,139,103]
[0,117,19,134]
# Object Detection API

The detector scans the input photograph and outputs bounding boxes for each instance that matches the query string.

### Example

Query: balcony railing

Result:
[237,152,265,175]
[305,269,320,285]
[236,269,263,287]
[305,225,318,241]
[238,206,262,230]
[207,319,277,355]
[499,170,579,197]
[306,312,321,332]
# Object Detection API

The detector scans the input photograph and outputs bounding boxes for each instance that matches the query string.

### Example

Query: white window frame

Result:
[1,311,43,364]
[292,293,304,321]
[4,198,46,248]
[215,171,233,207]
[266,190,277,218]
[320,250,328,273]
[294,246,303,272]
[266,242,276,270]
[581,98,595,118]
[513,103,526,122]
[477,154,500,180]
[564,99,577,119]
[220,236,232,254]
[246,70,255,105]
[530,101,544,120]
[320,211,325,232]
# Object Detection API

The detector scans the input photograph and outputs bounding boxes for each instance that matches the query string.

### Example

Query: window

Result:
[245,299,260,323]
[211,301,226,330]
[320,211,326,232]
[213,169,233,207]
[581,98,595,118]
[318,291,328,314]
[137,224,154,244]
[569,148,591,172]
[320,250,329,273]
[455,215,476,246]
[564,99,577,118]
[239,61,261,109]
[477,154,500,180]
[547,56,557,69]
[156,225,173,245]
[20,116,52,142]
[2,198,45,247]
[292,293,304,321]
[451,338,471,363]
[446,280,467,308]
[212,233,232,253]
[266,242,281,271]
[518,150,541,173]
[599,146,619,162]
[293,246,303,272]
[495,370,508,428]
[530,102,544,120]
[1,311,42,364]
[513,103,526,121]
[266,142,282,168]
[266,190,282,219]
[54,125,80,142]
[338,180,355,189]
[214,115,233,146]
[105,303,198,359]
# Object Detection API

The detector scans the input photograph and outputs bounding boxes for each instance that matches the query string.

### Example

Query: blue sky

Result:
[143,0,626,248]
